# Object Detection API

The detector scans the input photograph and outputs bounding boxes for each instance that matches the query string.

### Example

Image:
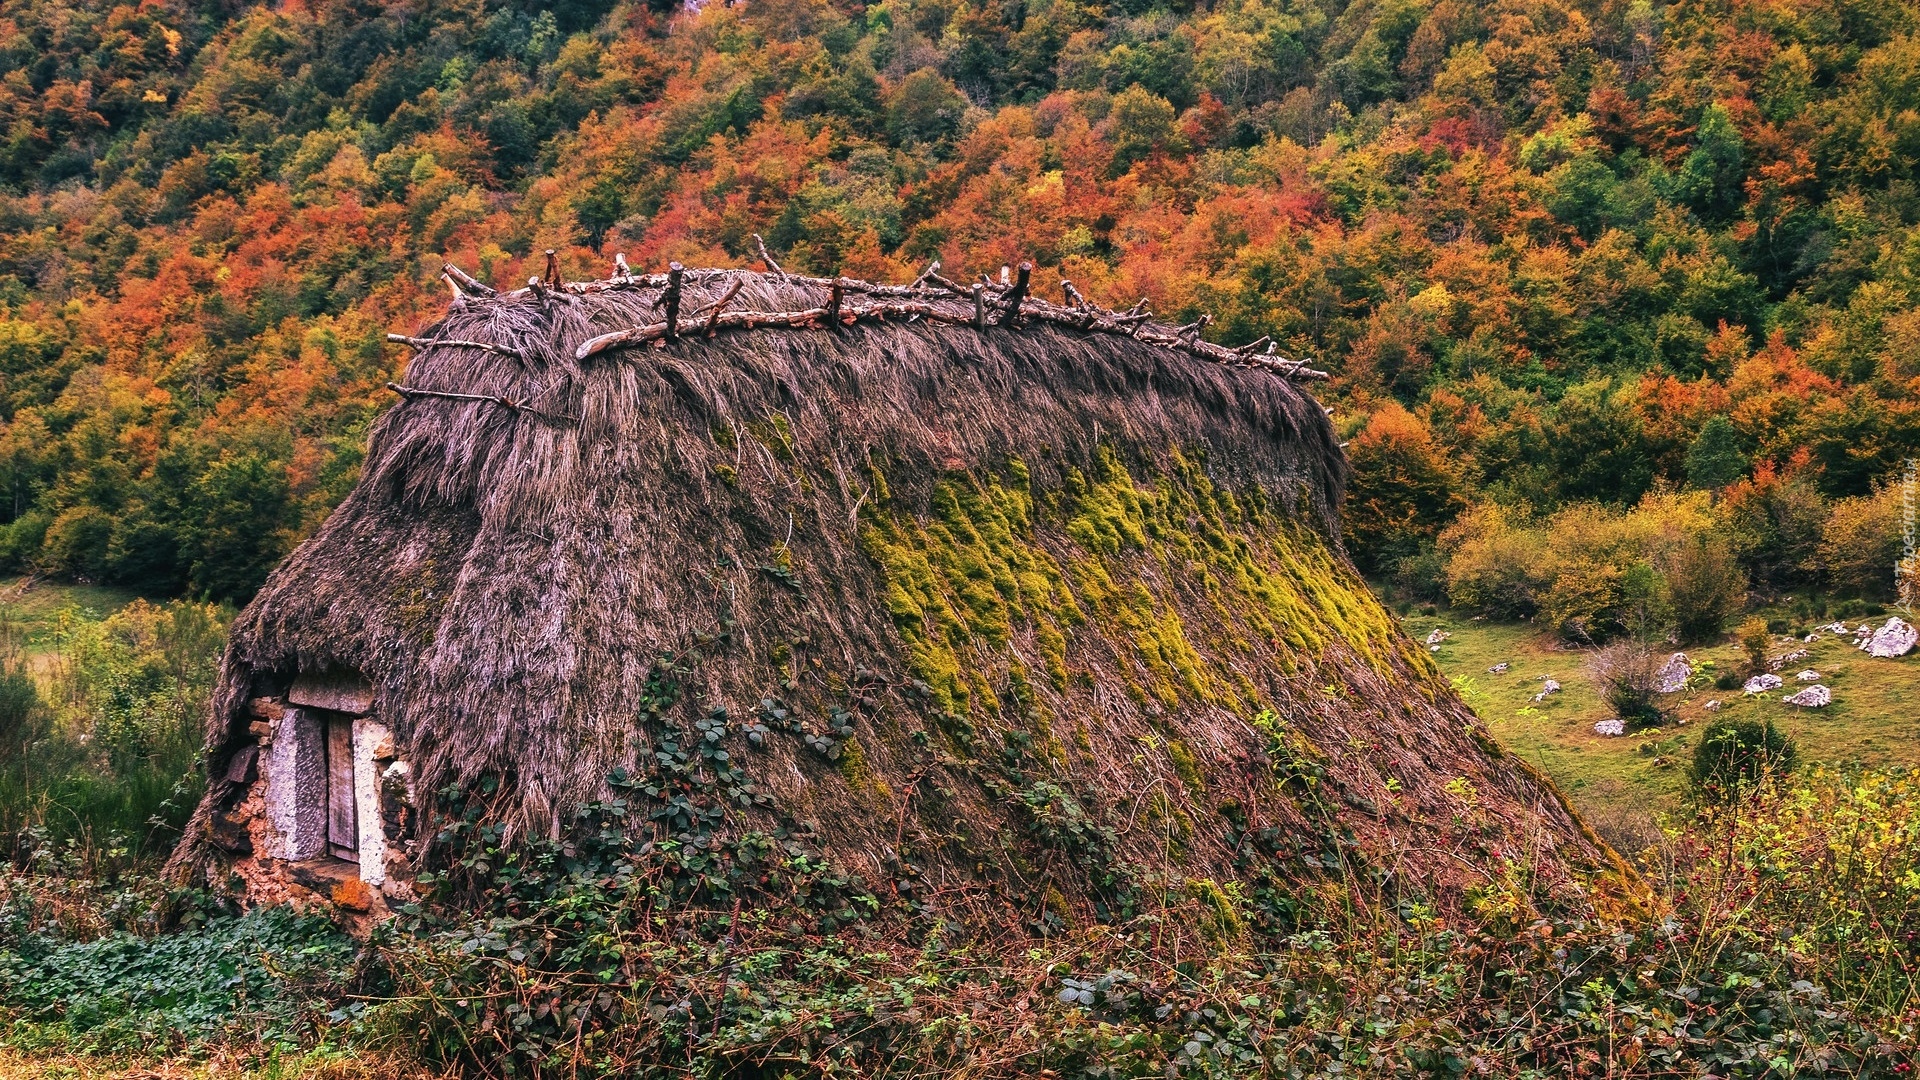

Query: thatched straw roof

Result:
[169,259,1616,914]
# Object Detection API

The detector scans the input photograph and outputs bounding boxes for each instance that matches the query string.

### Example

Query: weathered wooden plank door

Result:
[326,714,358,862]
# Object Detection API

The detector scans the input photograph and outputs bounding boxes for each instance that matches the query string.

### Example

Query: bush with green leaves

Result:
[1691,717,1797,801]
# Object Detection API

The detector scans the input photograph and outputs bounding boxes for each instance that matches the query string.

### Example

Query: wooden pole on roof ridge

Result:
[444,262,495,297]
[614,252,632,280]
[999,262,1031,325]
[527,276,549,308]
[703,277,744,335]
[544,249,559,288]
[754,234,786,280]
[663,262,684,341]
[971,283,987,331]
[826,275,844,329]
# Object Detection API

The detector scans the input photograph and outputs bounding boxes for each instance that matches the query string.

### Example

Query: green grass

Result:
[1403,610,1920,835]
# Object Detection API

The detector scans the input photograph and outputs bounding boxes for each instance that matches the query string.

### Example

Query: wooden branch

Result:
[386,382,575,422]
[910,260,941,289]
[386,333,524,360]
[527,276,549,307]
[1061,279,1087,309]
[998,262,1031,325]
[543,249,559,288]
[971,283,987,331]
[1236,336,1272,356]
[826,276,843,329]
[614,252,632,280]
[443,262,495,297]
[753,234,786,279]
[702,277,743,335]
[442,273,467,304]
[662,262,684,342]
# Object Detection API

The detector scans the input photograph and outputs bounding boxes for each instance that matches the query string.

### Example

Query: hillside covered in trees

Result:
[0,0,1915,612]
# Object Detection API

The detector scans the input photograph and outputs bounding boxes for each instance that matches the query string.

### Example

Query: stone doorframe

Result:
[263,671,396,887]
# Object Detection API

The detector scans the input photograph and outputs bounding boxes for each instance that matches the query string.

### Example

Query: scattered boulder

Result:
[1861,617,1917,659]
[1593,718,1625,736]
[1783,684,1832,708]
[1425,629,1450,646]
[1743,673,1783,694]
[1533,679,1562,702]
[1488,662,1509,674]
[1654,652,1691,693]
[1703,700,1722,712]
[1767,649,1809,672]
[1796,669,1821,682]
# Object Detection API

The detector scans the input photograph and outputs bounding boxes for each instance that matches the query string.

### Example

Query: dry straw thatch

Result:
[169,256,1617,918]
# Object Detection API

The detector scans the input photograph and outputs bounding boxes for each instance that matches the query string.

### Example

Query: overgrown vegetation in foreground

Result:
[4,753,1918,1076]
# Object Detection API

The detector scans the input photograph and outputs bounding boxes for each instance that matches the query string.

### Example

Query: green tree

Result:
[1685,415,1748,492]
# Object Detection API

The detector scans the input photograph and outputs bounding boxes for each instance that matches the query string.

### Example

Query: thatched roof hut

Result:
[168,258,1616,921]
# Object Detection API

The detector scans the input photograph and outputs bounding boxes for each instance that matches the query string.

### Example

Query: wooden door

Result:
[326,714,358,862]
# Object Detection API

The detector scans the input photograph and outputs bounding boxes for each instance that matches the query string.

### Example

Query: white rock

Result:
[1744,673,1783,694]
[1425,628,1450,646]
[1429,644,1442,652]
[1803,633,1818,643]
[1533,679,1562,702]
[1796,669,1821,682]
[1654,652,1691,694]
[1783,684,1832,708]
[1862,617,1917,658]
[1593,718,1625,736]
[1825,621,1851,634]
[1488,662,1509,674]
[1703,699,1722,712]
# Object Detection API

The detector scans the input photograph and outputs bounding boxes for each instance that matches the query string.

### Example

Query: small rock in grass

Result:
[1425,628,1450,646]
[1783,684,1832,708]
[1743,673,1783,694]
[1593,718,1625,736]
[1488,662,1509,674]
[1654,652,1691,694]
[1533,679,1562,702]
[1796,669,1821,682]
[1703,700,1722,712]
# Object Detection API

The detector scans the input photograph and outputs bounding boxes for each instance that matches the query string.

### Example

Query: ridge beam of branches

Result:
[571,295,1330,380]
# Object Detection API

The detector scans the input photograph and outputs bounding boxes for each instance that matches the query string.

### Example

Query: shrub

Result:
[1390,541,1449,604]
[1663,535,1745,643]
[1588,643,1670,729]
[1818,485,1903,600]
[1441,504,1548,618]
[1736,615,1770,674]
[1690,717,1795,800]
